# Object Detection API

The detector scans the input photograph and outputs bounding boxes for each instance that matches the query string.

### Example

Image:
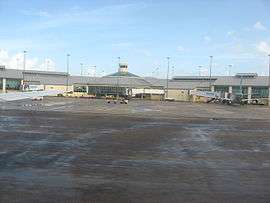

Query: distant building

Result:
[0,65,269,104]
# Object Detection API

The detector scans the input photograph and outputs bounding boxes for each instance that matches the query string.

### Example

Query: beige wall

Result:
[167,89,191,101]
[44,85,73,92]
[132,88,164,96]
[72,92,92,97]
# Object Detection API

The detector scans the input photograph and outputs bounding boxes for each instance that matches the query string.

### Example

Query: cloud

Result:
[256,41,270,54]
[199,67,209,76]
[20,9,52,18]
[177,45,185,52]
[0,49,56,71]
[227,30,236,37]
[203,35,211,43]
[39,58,56,71]
[23,3,148,30]
[253,21,267,31]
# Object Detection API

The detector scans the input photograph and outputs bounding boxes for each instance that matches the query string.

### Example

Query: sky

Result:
[0,0,270,78]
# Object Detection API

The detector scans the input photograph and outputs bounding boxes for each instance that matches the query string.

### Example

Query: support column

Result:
[229,86,233,94]
[86,86,89,94]
[211,86,215,92]
[268,87,270,106]
[2,78,6,93]
[21,80,24,90]
[130,88,133,97]
[248,86,252,104]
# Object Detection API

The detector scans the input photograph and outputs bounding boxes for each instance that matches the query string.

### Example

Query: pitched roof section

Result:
[0,68,68,80]
[0,68,23,79]
[172,76,217,81]
[73,76,156,88]
[214,76,270,87]
[144,77,210,90]
[106,71,139,77]
[1,68,269,88]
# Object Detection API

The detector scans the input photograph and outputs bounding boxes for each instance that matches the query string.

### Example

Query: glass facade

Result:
[0,79,2,90]
[231,86,248,98]
[88,86,126,96]
[196,87,210,91]
[252,87,269,98]
[215,86,229,93]
[6,79,21,90]
[74,85,87,92]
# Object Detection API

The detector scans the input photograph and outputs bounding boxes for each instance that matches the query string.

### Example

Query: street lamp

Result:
[66,54,70,92]
[92,65,97,77]
[46,59,50,71]
[80,63,83,76]
[116,57,121,99]
[209,56,213,90]
[22,50,27,91]
[268,54,270,86]
[171,66,175,78]
[166,57,170,98]
[268,54,270,106]
[228,64,233,76]
[16,57,19,69]
[156,67,159,77]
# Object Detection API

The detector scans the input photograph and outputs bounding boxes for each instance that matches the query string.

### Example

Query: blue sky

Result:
[0,0,270,77]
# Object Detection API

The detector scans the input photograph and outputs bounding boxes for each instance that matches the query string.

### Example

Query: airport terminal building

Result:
[0,64,270,104]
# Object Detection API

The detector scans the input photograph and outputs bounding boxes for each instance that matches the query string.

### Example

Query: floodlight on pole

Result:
[228,64,233,76]
[156,67,159,77]
[66,54,70,92]
[268,54,270,86]
[22,50,27,91]
[46,59,50,71]
[171,66,175,78]
[80,63,83,76]
[116,57,121,99]
[16,58,19,69]
[166,57,170,98]
[268,54,270,106]
[90,65,97,77]
[209,56,213,90]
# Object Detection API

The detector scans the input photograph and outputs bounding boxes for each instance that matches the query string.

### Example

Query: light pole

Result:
[116,57,121,99]
[209,56,213,90]
[93,65,97,77]
[16,57,19,69]
[80,63,83,76]
[22,50,27,91]
[46,59,50,71]
[228,64,232,76]
[156,67,159,77]
[118,57,121,66]
[166,57,170,98]
[171,66,175,78]
[268,54,270,106]
[66,54,70,92]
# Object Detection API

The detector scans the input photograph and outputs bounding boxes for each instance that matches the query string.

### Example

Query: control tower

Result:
[118,63,128,73]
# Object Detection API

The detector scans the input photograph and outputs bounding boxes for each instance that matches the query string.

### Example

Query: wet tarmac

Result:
[0,98,270,202]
